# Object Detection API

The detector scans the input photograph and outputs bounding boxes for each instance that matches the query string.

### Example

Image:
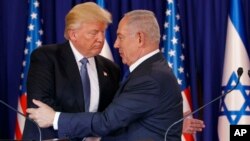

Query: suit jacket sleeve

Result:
[23,48,58,140]
[27,48,58,108]
[58,75,161,138]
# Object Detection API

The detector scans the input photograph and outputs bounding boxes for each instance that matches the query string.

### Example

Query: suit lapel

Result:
[59,42,85,111]
[95,56,108,107]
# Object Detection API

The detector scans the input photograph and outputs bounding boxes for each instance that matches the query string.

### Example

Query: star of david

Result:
[219,71,250,124]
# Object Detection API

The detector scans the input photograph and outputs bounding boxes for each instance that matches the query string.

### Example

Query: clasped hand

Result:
[182,111,205,134]
[26,99,55,128]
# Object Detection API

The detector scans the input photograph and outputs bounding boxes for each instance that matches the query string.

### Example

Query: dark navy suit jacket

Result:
[22,42,120,140]
[58,52,183,141]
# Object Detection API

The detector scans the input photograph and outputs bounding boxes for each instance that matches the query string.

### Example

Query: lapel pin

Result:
[103,71,108,76]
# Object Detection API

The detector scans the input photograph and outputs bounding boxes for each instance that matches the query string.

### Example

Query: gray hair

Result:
[124,10,160,44]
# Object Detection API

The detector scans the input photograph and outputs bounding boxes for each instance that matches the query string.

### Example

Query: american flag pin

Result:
[103,71,108,76]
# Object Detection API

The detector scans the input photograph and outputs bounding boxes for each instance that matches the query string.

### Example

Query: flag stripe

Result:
[15,118,22,139]
[183,87,193,111]
[229,0,248,47]
[20,93,27,115]
[183,133,195,141]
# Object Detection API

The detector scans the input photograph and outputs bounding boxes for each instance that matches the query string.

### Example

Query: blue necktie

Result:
[121,70,130,84]
[80,58,90,112]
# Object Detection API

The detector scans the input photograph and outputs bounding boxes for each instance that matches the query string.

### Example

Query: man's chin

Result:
[122,60,128,66]
[96,50,103,55]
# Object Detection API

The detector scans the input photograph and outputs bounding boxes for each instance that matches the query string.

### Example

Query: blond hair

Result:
[64,2,112,39]
[124,10,160,44]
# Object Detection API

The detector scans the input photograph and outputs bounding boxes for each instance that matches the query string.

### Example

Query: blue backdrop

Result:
[0,0,249,141]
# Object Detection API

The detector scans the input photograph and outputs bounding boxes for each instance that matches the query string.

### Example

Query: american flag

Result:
[218,0,250,140]
[162,0,195,141]
[15,0,43,139]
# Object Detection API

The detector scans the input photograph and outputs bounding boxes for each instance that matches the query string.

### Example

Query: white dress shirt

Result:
[70,41,100,113]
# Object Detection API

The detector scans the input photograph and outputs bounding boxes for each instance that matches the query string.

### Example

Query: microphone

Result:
[0,100,42,141]
[164,67,243,141]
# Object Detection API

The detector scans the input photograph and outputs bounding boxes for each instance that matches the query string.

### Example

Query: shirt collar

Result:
[129,49,160,72]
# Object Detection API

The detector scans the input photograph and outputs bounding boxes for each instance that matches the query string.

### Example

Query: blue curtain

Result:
[0,0,249,140]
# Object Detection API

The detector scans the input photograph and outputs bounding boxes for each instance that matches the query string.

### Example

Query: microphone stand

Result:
[0,100,42,141]
[164,67,243,141]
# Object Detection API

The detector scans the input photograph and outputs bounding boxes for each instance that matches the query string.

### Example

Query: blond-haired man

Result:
[22,2,120,140]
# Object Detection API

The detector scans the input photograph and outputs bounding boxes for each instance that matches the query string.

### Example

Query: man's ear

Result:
[137,32,145,47]
[68,30,77,41]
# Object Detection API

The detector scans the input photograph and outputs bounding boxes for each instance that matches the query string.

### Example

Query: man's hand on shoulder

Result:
[27,99,55,128]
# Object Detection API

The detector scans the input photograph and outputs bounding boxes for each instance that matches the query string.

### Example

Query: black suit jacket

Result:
[22,42,120,140]
[58,53,183,141]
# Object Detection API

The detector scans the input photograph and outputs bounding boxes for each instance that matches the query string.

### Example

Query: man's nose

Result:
[96,32,105,42]
[114,39,119,48]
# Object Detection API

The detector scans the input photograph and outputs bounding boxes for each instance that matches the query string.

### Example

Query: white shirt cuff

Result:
[53,112,61,130]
